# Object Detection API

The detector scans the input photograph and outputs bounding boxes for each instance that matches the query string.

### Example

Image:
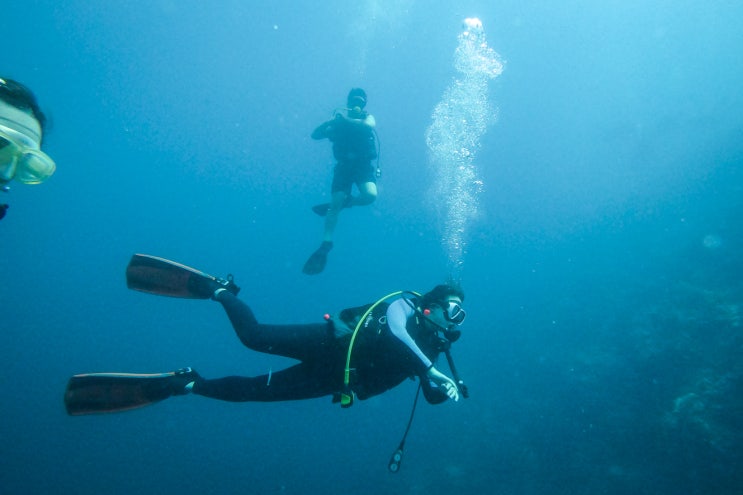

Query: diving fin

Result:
[311,197,353,217]
[64,368,200,416]
[312,203,331,216]
[302,241,333,275]
[126,253,239,299]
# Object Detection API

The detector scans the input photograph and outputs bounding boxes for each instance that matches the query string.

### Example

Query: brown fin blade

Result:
[64,372,176,415]
[125,253,217,299]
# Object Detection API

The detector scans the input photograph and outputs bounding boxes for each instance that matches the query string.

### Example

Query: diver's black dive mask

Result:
[443,301,466,325]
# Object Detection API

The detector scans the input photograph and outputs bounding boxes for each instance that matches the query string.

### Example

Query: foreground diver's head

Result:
[0,78,47,133]
[0,77,55,187]
[347,87,367,113]
[419,284,466,340]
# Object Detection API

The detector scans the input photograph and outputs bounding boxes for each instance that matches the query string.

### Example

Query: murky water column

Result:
[425,18,503,278]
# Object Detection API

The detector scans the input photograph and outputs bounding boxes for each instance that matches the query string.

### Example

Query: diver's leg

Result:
[215,291,335,362]
[303,167,352,274]
[193,363,338,402]
[322,190,349,242]
[320,163,355,242]
[352,181,377,207]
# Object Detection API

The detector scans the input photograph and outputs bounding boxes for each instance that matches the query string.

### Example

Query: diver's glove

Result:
[427,366,460,402]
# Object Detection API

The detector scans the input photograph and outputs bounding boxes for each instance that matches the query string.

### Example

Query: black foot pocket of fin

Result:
[312,198,353,217]
[302,242,333,275]
[312,203,331,216]
[63,370,198,416]
[126,254,240,299]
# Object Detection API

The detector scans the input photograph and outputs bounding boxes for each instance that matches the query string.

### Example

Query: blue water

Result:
[3,1,742,494]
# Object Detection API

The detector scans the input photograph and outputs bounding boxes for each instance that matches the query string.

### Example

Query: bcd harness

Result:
[339,290,468,407]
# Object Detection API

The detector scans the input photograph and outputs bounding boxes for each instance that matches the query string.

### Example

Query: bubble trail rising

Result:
[425,18,504,278]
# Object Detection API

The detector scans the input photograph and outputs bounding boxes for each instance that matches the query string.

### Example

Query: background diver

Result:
[65,254,468,415]
[303,87,379,275]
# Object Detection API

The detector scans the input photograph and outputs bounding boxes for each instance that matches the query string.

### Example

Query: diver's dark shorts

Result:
[331,160,376,195]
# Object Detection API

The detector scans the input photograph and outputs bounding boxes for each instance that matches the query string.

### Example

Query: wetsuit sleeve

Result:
[386,299,433,369]
[311,119,335,140]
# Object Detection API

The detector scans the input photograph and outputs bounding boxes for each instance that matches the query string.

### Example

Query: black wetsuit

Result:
[193,292,450,404]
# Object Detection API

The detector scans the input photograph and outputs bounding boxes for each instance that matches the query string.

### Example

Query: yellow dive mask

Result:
[0,123,56,185]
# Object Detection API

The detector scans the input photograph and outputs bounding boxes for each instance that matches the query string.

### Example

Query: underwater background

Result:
[2,1,742,494]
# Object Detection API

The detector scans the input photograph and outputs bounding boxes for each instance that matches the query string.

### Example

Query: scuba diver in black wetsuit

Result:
[65,255,468,414]
[0,77,56,220]
[303,88,379,275]
[193,282,465,405]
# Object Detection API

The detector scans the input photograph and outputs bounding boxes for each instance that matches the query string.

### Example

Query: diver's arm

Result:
[386,299,433,369]
[336,111,376,130]
[362,113,376,128]
[387,299,460,402]
[426,366,460,401]
[311,119,335,140]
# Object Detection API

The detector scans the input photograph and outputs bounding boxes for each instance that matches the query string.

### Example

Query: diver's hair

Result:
[0,77,47,130]
[420,283,465,308]
[347,87,367,107]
